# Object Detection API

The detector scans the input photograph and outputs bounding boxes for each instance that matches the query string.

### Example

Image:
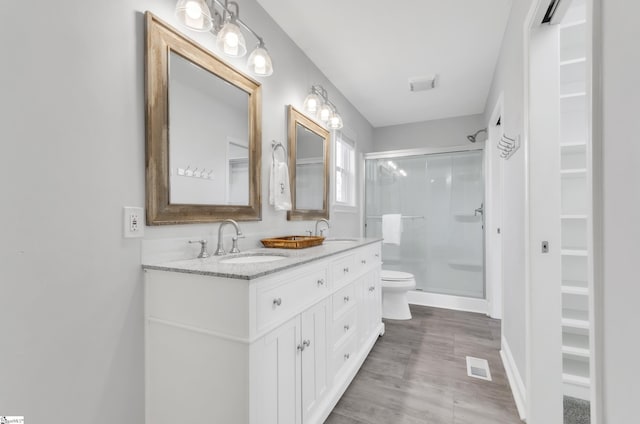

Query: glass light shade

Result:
[175,0,213,32]
[247,46,273,76]
[216,19,247,57]
[328,112,343,130]
[303,93,322,115]
[319,103,333,122]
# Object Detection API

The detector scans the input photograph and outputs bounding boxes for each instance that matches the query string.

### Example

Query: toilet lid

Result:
[381,270,414,281]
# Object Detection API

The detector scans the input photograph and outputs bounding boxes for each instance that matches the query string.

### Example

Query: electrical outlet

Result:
[123,206,145,238]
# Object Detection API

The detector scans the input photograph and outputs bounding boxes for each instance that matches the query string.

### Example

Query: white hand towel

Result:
[382,214,403,245]
[270,158,292,211]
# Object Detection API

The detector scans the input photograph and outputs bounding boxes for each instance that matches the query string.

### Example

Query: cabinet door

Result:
[362,270,381,338]
[301,299,329,422]
[256,316,302,424]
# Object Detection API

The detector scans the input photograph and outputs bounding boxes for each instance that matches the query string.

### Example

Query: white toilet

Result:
[380,270,416,320]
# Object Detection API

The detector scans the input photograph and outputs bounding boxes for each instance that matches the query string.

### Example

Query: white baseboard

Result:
[407,290,488,314]
[500,336,527,421]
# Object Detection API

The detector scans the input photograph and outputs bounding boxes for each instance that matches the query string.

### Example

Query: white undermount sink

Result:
[219,254,288,264]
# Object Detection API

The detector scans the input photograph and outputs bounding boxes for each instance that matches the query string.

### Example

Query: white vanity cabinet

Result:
[144,241,382,424]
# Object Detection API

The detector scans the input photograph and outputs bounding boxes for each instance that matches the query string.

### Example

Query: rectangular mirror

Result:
[145,12,261,224]
[287,106,330,220]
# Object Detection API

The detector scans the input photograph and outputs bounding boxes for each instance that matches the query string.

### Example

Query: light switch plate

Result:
[123,206,145,238]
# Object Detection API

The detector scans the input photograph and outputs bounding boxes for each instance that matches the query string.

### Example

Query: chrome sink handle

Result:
[230,234,246,254]
[188,240,210,259]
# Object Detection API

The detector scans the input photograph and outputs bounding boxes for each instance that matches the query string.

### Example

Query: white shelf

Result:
[560,141,587,148]
[562,308,590,330]
[563,356,590,387]
[448,260,482,272]
[561,214,588,220]
[563,333,590,358]
[561,168,587,177]
[560,92,586,100]
[561,249,588,257]
[560,57,586,67]
[562,285,589,296]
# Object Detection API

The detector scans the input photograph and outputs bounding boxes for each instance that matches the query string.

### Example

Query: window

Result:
[335,133,356,206]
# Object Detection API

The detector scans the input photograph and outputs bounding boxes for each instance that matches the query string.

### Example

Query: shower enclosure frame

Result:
[363,143,490,314]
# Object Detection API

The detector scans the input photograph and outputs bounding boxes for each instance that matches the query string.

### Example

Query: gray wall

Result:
[372,114,485,152]
[0,0,373,422]
[483,0,534,388]
[601,1,640,421]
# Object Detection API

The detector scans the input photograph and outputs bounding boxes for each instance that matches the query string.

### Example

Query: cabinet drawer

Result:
[332,332,358,381]
[256,268,328,332]
[332,307,357,350]
[331,254,356,290]
[332,283,356,318]
[355,244,382,273]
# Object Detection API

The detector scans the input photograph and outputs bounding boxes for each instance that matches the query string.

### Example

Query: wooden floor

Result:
[325,305,522,424]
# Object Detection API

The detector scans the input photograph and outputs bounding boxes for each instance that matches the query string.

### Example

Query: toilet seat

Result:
[381,270,414,281]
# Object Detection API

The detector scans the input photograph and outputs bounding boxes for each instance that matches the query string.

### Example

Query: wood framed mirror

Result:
[287,105,330,221]
[145,12,262,225]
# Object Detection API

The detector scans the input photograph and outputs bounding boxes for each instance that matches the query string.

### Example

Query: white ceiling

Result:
[257,0,512,128]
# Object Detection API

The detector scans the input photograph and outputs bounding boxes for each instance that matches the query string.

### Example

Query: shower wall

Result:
[365,150,485,298]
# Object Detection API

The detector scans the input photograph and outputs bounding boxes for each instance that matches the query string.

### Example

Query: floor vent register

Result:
[466,356,492,381]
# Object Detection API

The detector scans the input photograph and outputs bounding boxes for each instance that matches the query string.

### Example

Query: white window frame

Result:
[334,131,356,208]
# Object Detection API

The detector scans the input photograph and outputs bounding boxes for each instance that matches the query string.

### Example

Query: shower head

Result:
[467,128,487,143]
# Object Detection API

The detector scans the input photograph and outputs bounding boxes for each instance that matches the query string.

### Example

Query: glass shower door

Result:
[365,150,485,298]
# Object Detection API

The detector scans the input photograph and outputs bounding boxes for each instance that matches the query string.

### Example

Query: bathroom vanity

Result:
[143,239,383,424]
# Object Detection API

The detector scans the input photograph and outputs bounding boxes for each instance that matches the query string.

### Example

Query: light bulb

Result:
[185,1,202,19]
[216,20,247,57]
[303,92,322,115]
[226,32,239,48]
[175,0,213,32]
[253,55,266,74]
[247,46,273,76]
[329,113,343,130]
[319,104,332,122]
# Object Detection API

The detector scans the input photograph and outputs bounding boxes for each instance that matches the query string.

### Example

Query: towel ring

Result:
[271,140,287,162]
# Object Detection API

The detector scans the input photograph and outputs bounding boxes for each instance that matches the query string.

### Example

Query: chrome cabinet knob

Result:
[303,339,311,348]
[344,324,350,331]
[273,298,282,306]
[343,267,349,273]
[369,286,375,292]
[361,259,366,264]
[375,253,380,257]
[317,279,325,286]
[344,296,350,303]
[344,353,350,360]
[297,343,305,351]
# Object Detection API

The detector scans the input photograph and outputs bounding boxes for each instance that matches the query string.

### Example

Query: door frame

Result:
[485,93,504,320]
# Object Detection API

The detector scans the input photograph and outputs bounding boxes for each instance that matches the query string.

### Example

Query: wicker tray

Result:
[260,235,325,249]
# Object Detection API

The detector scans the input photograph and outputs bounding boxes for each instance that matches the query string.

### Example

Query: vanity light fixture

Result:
[303,85,344,130]
[175,0,274,77]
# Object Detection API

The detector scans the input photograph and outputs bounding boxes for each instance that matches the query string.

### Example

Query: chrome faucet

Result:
[214,219,244,256]
[315,219,330,237]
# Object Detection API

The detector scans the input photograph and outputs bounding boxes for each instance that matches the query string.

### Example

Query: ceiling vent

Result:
[409,75,438,92]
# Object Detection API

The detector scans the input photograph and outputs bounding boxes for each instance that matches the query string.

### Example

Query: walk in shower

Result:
[365,148,485,300]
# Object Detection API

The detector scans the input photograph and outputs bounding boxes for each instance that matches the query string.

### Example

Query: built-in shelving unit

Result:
[559,0,591,403]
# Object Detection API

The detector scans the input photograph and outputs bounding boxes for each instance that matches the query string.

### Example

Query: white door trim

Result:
[485,93,504,320]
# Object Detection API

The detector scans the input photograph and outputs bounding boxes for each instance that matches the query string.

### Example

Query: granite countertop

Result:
[142,237,382,280]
